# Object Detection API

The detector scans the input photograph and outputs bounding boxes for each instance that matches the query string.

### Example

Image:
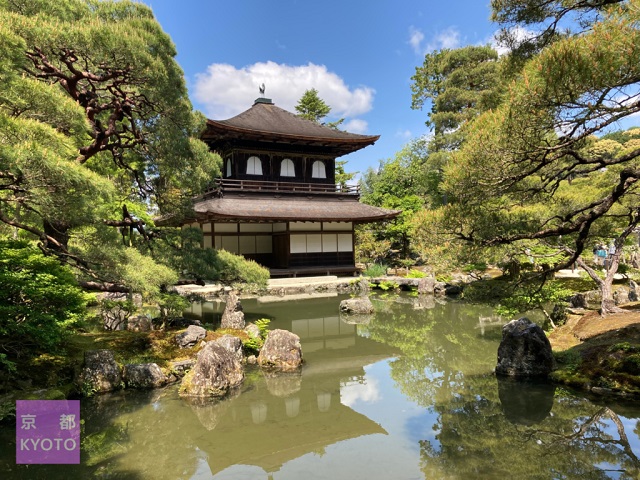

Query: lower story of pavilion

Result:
[185,196,400,277]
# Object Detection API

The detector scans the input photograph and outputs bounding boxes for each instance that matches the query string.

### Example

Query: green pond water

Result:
[3,292,640,479]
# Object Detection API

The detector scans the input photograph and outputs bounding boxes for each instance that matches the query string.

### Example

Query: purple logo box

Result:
[16,400,80,464]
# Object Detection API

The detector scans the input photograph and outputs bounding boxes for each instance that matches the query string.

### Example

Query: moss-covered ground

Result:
[549,303,640,396]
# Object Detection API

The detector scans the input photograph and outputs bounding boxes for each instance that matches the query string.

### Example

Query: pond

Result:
[2,292,640,479]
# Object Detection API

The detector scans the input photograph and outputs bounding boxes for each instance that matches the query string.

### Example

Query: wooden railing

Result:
[207,178,360,196]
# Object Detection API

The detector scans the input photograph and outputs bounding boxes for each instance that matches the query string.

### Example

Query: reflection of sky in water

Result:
[209,360,428,480]
[340,376,381,407]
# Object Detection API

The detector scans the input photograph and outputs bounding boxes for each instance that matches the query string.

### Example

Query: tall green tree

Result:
[410,45,503,207]
[417,0,640,315]
[360,138,432,258]
[295,88,332,123]
[0,0,268,293]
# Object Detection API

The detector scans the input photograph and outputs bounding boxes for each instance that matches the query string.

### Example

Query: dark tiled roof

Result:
[193,196,399,223]
[203,99,379,156]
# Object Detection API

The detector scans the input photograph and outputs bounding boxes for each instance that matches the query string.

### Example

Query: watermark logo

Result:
[16,400,80,464]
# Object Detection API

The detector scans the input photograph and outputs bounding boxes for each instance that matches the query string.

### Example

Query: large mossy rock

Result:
[76,349,122,395]
[496,317,555,377]
[123,363,168,389]
[257,329,302,371]
[213,334,244,364]
[179,342,244,398]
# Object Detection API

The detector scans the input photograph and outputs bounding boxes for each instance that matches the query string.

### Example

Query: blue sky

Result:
[140,0,500,176]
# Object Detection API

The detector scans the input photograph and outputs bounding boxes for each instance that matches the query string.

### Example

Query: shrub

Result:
[158,293,190,321]
[363,263,387,277]
[214,249,270,287]
[0,239,88,373]
[406,269,426,278]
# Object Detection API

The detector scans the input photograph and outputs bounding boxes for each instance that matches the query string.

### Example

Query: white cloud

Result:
[340,377,381,407]
[409,26,425,55]
[343,118,368,134]
[193,61,375,124]
[428,27,461,51]
[396,129,413,140]
[409,26,461,56]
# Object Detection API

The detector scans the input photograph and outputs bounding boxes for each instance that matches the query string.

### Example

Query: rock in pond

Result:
[76,349,122,395]
[339,296,374,315]
[175,325,207,349]
[495,317,555,377]
[123,363,168,389]
[213,334,244,364]
[221,291,245,329]
[179,342,244,398]
[257,329,303,371]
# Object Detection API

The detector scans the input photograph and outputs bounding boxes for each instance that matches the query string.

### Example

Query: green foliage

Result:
[412,0,640,314]
[255,318,271,337]
[462,262,488,273]
[0,0,220,290]
[355,226,391,266]
[406,269,427,278]
[378,280,400,291]
[360,139,434,257]
[295,88,331,123]
[214,249,270,288]
[363,263,387,277]
[608,343,640,354]
[158,293,189,321]
[242,318,271,354]
[495,280,573,319]
[0,239,88,373]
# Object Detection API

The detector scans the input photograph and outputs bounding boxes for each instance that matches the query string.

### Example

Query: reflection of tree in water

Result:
[367,296,640,478]
[367,297,499,406]
[419,377,640,479]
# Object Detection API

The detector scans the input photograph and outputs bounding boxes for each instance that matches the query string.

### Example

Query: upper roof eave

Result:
[201,100,379,155]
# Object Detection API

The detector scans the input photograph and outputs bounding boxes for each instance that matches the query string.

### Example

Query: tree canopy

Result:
[412,0,640,314]
[0,0,268,294]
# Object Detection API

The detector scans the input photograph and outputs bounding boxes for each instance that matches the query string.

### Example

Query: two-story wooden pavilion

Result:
[183,97,399,277]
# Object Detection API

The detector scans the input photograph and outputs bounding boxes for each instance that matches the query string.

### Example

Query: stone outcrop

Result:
[630,280,639,302]
[244,323,261,340]
[179,342,244,397]
[339,296,374,315]
[127,315,152,332]
[76,349,122,395]
[496,317,555,377]
[170,359,195,377]
[213,334,244,363]
[123,363,168,389]
[569,293,588,309]
[257,329,303,371]
[221,291,245,329]
[417,276,436,294]
[175,325,207,349]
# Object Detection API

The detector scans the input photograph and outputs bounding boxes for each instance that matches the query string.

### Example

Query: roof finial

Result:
[259,83,265,95]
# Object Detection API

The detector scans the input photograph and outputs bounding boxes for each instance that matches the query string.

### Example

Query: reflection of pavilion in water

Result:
[184,297,398,476]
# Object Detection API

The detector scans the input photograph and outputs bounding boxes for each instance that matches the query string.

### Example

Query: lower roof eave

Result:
[193,212,400,224]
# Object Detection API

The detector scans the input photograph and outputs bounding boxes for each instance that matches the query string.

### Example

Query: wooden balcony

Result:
[203,178,360,198]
